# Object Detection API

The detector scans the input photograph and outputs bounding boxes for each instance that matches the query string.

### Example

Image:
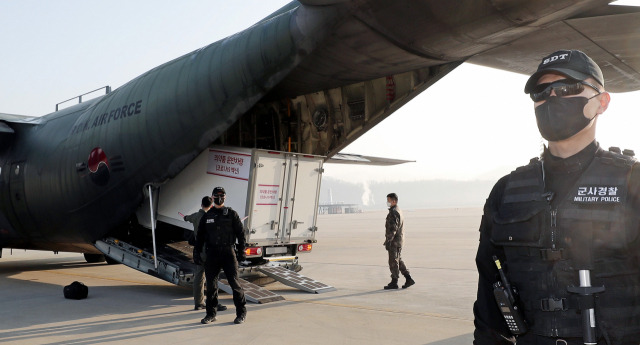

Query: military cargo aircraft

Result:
[1,0,639,293]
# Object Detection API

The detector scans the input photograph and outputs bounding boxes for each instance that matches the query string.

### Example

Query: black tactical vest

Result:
[203,207,236,247]
[491,149,640,341]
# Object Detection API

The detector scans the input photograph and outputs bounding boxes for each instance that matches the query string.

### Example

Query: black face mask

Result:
[213,196,225,206]
[534,96,595,141]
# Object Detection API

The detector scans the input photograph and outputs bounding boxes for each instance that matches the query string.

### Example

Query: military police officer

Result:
[195,187,247,325]
[473,50,640,344]
[183,196,227,312]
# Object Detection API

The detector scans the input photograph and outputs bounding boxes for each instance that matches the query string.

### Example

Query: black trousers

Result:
[203,246,246,317]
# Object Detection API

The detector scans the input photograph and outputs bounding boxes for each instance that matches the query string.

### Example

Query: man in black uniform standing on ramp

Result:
[195,186,247,325]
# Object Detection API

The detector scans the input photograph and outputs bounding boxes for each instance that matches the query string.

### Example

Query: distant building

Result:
[319,188,362,214]
[318,203,362,214]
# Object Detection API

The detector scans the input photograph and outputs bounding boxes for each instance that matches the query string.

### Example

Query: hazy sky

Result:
[2,1,639,183]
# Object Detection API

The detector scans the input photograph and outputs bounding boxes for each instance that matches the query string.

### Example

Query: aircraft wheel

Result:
[83,253,106,263]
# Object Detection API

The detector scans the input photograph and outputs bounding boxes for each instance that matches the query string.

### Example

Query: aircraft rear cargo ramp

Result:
[96,237,336,303]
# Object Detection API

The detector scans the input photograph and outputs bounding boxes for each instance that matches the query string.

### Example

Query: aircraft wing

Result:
[326,153,415,166]
[0,113,42,125]
[269,1,640,98]
[255,0,640,157]
[468,4,640,93]
[0,113,42,133]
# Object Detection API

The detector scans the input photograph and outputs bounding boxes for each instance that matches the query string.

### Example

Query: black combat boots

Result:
[384,279,399,289]
[402,275,415,289]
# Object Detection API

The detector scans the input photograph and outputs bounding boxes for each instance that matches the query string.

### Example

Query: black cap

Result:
[524,50,604,93]
[212,186,226,195]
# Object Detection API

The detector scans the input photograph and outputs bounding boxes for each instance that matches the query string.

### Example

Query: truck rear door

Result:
[247,151,287,244]
[281,154,323,243]
[247,151,323,245]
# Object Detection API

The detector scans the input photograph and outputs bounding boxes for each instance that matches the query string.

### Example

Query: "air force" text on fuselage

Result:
[71,100,142,135]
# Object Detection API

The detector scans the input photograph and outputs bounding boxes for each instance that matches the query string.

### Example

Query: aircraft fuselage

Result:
[0,6,310,253]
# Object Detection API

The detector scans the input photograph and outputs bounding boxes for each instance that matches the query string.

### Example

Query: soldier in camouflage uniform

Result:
[383,193,415,289]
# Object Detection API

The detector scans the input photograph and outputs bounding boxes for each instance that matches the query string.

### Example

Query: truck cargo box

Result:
[137,146,323,263]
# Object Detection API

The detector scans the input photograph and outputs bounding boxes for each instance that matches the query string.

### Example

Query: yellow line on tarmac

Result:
[284,297,473,322]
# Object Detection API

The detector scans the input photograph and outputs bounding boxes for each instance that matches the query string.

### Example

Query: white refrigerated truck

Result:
[96,146,334,300]
[157,146,324,266]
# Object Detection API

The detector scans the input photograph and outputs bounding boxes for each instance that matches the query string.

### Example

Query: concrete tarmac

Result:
[0,208,481,345]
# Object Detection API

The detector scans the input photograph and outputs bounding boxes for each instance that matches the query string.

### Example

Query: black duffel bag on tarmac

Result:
[63,281,89,300]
